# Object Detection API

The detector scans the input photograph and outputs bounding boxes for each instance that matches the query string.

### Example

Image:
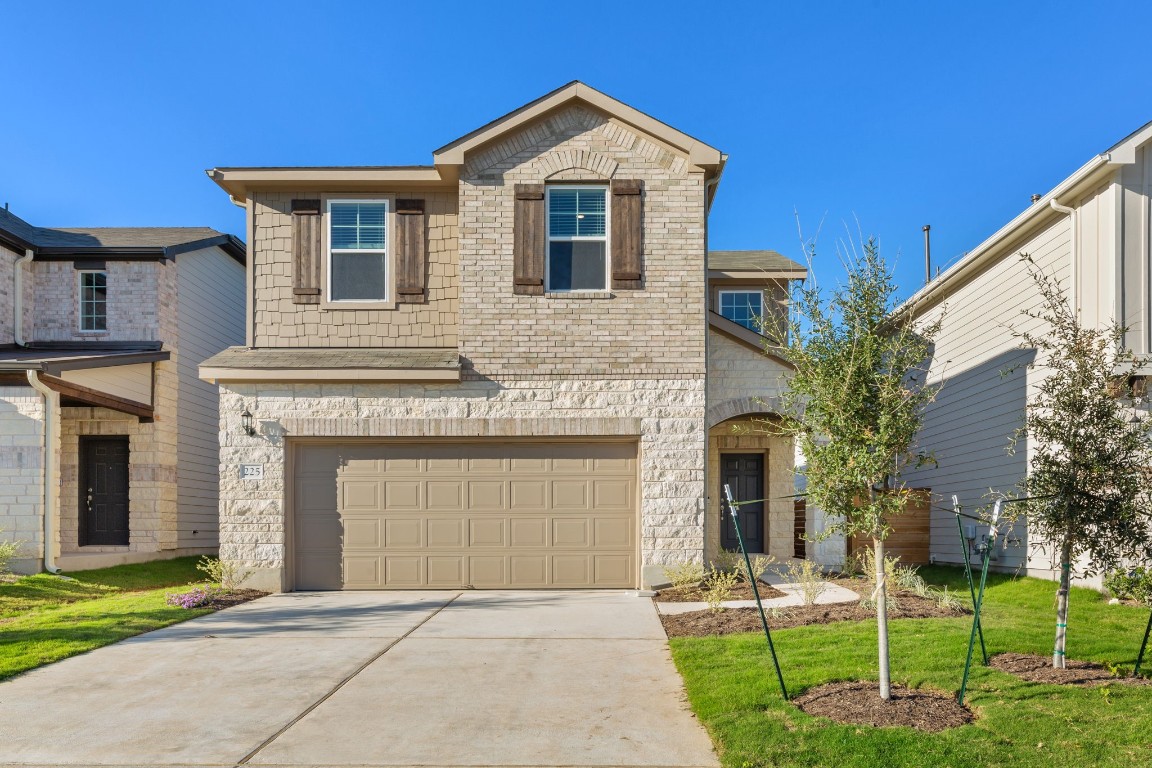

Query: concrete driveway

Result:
[0,590,717,768]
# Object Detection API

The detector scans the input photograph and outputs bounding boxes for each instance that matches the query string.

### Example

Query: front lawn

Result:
[0,557,216,681]
[670,567,1152,768]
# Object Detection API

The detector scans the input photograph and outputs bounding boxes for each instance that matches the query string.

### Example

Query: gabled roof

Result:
[432,81,724,170]
[708,250,806,275]
[0,208,245,263]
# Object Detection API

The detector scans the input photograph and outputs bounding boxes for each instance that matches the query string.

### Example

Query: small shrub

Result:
[195,556,252,594]
[780,558,828,606]
[704,568,740,613]
[165,587,219,609]
[0,531,24,574]
[1104,566,1152,605]
[932,585,964,612]
[663,561,706,590]
[709,549,743,577]
[748,554,776,583]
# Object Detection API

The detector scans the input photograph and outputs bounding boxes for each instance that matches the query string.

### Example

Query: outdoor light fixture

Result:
[241,409,256,436]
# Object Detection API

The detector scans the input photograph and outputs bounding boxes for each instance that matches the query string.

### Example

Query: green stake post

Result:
[952,495,988,665]
[958,499,1001,706]
[723,483,788,701]
[1135,608,1152,678]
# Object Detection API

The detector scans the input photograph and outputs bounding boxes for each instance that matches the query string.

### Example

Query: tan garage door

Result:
[293,442,638,590]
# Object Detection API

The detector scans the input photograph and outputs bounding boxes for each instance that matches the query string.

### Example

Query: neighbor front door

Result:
[79,437,130,546]
[720,453,765,553]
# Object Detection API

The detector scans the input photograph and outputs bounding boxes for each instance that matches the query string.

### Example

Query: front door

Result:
[720,453,765,553]
[79,437,130,546]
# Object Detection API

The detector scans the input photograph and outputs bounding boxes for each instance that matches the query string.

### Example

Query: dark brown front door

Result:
[79,437,130,546]
[721,453,765,553]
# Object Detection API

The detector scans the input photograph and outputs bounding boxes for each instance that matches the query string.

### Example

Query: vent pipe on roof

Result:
[923,225,932,284]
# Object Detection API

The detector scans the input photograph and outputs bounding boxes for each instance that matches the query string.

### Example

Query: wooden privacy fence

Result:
[848,489,932,565]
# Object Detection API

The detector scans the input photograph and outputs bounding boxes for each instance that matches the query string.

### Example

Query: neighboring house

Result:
[201,82,805,591]
[899,119,1152,579]
[0,207,246,573]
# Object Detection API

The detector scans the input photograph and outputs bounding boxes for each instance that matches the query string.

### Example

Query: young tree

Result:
[781,237,939,700]
[1011,256,1152,669]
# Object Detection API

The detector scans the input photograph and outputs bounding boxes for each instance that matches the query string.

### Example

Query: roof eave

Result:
[206,167,453,200]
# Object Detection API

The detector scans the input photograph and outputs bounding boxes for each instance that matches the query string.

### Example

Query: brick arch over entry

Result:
[707,396,785,429]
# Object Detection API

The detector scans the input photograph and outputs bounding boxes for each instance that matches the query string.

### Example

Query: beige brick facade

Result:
[0,386,44,570]
[30,260,163,343]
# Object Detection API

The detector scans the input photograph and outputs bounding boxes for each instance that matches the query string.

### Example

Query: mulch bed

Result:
[988,652,1152,686]
[654,582,787,602]
[793,681,974,731]
[201,589,268,610]
[661,590,966,637]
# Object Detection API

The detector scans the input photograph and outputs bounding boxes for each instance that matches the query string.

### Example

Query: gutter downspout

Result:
[1049,198,1077,316]
[26,370,61,573]
[14,249,32,345]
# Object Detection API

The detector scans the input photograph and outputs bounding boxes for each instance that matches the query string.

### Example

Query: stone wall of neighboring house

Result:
[250,188,459,347]
[0,243,19,345]
[0,387,44,572]
[217,377,705,591]
[29,260,162,343]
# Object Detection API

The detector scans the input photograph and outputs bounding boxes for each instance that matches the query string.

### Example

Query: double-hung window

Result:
[547,186,608,291]
[328,199,389,302]
[718,290,764,332]
[79,271,107,332]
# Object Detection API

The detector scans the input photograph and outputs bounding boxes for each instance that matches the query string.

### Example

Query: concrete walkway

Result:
[0,590,717,768]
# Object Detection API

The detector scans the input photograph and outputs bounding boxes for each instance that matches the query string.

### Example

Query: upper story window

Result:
[547,186,608,291]
[79,271,108,332]
[328,200,388,301]
[718,289,764,332]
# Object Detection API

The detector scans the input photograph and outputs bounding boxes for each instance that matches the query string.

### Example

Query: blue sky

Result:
[3,1,1151,299]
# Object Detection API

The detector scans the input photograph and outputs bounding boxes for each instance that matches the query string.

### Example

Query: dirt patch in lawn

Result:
[654,582,787,602]
[793,681,974,731]
[661,591,965,637]
[988,652,1152,686]
[202,589,268,610]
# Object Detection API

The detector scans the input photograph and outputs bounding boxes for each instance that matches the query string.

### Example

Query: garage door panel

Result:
[426,518,464,547]
[345,518,383,549]
[294,442,637,590]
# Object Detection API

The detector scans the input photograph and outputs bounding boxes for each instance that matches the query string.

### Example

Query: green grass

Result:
[670,566,1152,768]
[0,557,214,681]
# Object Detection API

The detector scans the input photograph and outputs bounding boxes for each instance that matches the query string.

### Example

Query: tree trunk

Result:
[1053,537,1072,669]
[875,536,891,700]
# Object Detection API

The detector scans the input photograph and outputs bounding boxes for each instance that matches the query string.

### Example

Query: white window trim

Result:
[322,196,395,310]
[545,184,611,293]
[718,289,764,332]
[77,269,108,333]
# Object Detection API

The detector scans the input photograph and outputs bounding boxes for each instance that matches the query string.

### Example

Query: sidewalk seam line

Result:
[233,592,462,767]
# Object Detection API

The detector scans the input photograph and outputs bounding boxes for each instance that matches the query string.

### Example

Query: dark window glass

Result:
[548,241,606,291]
[331,252,387,300]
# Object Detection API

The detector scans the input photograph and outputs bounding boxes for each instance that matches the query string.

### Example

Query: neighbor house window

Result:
[328,199,388,301]
[718,290,764,332]
[547,186,608,291]
[79,271,107,331]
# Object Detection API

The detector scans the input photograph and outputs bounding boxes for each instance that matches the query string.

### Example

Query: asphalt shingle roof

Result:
[0,208,237,253]
[707,250,806,273]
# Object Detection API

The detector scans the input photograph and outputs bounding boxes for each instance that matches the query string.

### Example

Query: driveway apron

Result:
[0,590,717,768]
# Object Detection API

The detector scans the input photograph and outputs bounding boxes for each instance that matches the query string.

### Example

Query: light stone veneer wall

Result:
[704,329,796,561]
[218,378,705,591]
[0,387,45,571]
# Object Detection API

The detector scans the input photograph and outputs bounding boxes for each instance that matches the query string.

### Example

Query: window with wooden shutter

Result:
[291,199,322,304]
[395,199,426,303]
[513,184,545,295]
[611,179,644,290]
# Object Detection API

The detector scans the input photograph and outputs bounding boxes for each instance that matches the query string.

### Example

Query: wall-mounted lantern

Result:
[241,409,256,436]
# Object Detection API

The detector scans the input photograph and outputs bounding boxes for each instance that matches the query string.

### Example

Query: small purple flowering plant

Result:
[165,586,221,609]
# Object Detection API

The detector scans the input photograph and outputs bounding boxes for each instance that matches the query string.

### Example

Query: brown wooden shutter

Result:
[291,199,322,304]
[513,184,545,295]
[395,199,426,303]
[611,179,644,290]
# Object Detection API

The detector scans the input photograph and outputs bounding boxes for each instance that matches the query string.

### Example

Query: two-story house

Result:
[201,82,804,591]
[899,119,1152,579]
[0,208,246,573]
